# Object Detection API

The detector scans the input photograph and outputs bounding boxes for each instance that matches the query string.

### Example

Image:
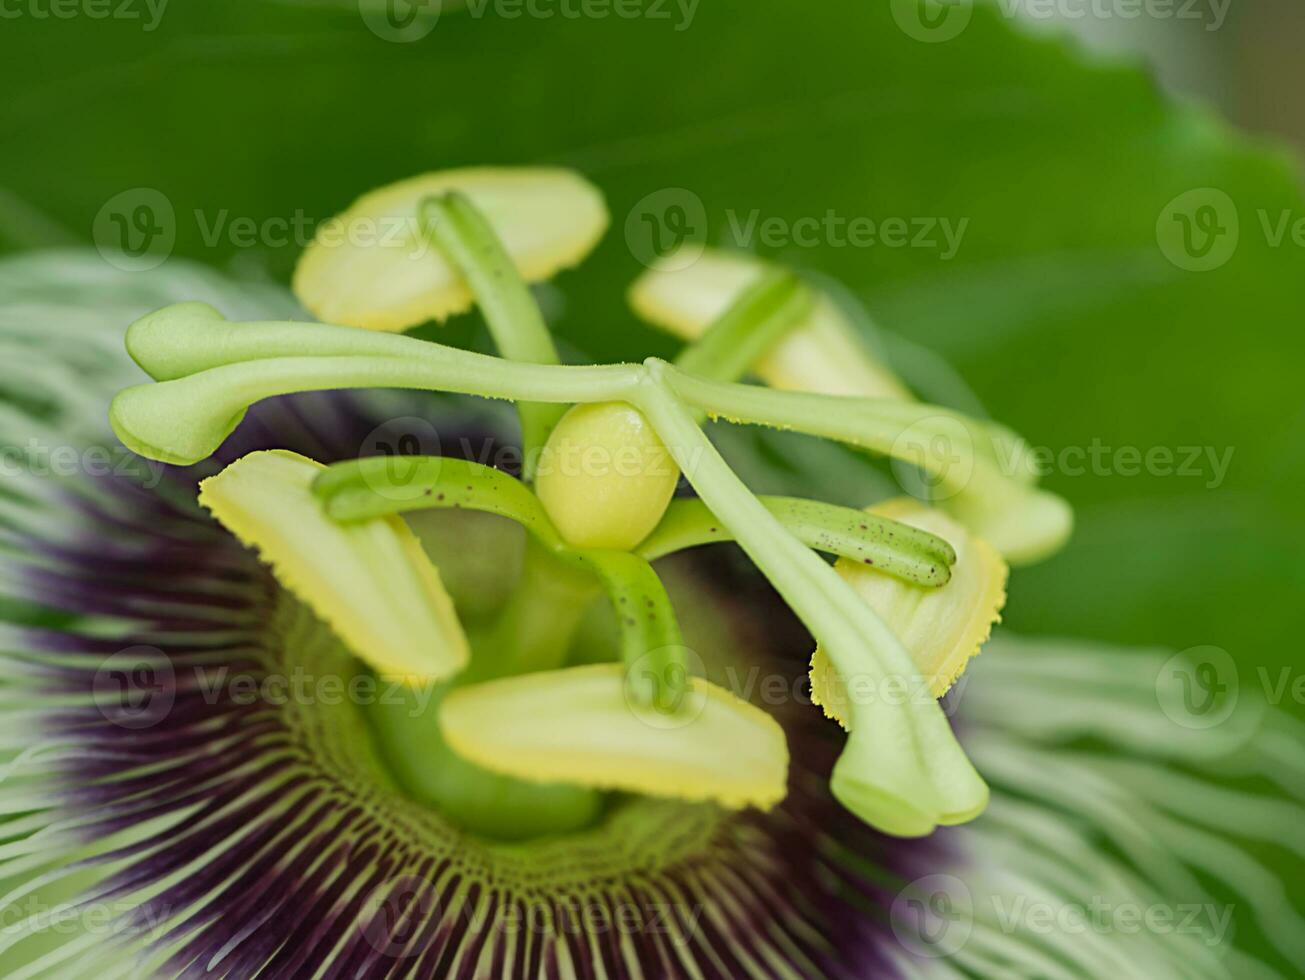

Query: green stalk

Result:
[674,271,814,386]
[633,370,922,683]
[124,303,639,398]
[663,365,996,497]
[366,523,607,841]
[112,350,640,467]
[632,363,988,836]
[314,455,559,539]
[420,193,568,479]
[638,496,955,587]
[471,539,599,679]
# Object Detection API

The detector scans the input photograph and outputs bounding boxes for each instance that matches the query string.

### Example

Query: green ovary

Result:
[366,683,605,842]
[363,538,612,841]
[535,402,680,551]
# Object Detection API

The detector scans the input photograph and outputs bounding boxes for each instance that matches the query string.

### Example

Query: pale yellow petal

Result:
[294,167,608,332]
[811,498,1008,730]
[198,450,468,682]
[629,247,909,399]
[942,482,1074,567]
[440,663,788,810]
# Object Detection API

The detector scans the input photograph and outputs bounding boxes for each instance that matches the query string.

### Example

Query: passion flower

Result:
[112,169,1012,837]
[0,171,1298,977]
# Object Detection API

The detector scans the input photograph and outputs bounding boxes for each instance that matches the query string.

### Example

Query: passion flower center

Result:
[361,540,613,841]
[266,578,726,866]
